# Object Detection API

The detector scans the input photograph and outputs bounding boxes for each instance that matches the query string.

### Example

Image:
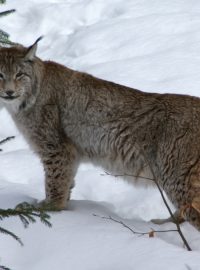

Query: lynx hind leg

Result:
[182,197,200,231]
[151,210,185,225]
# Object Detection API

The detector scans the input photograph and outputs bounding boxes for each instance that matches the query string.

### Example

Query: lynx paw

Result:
[33,199,67,211]
[15,199,67,212]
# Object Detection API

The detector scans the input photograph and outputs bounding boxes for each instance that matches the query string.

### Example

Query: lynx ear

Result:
[24,36,43,61]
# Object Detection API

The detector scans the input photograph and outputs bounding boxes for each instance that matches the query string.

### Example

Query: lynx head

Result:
[0,37,43,111]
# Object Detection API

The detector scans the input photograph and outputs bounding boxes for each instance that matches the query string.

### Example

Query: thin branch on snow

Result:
[100,171,154,182]
[138,147,192,251]
[101,168,192,251]
[93,214,178,236]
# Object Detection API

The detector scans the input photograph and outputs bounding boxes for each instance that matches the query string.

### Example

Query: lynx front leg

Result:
[39,141,78,211]
[28,105,79,211]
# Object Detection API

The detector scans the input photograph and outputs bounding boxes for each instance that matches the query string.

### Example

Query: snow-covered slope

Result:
[0,0,200,269]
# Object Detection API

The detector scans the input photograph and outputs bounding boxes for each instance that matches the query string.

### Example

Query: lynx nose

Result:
[6,90,14,97]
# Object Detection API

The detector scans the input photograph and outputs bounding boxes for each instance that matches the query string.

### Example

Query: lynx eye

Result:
[15,72,24,80]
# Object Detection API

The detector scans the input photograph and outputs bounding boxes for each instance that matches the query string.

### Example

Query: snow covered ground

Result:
[0,0,200,269]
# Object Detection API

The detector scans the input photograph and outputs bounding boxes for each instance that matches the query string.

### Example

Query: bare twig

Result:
[138,147,192,251]
[101,171,154,182]
[93,214,178,236]
[101,166,192,250]
[152,174,191,250]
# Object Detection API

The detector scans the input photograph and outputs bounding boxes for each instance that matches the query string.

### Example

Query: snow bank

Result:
[0,0,200,269]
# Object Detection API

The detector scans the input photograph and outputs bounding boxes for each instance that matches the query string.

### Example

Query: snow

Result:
[0,0,200,269]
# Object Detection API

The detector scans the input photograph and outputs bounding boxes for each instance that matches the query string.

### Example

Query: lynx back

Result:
[1,39,200,231]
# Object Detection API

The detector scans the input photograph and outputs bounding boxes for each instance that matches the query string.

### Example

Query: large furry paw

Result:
[15,200,67,212]
[33,199,67,211]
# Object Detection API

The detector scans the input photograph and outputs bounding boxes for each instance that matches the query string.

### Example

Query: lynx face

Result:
[0,39,42,111]
[0,49,35,105]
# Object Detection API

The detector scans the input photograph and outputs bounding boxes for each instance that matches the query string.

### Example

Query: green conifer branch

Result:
[0,9,15,17]
[0,204,52,230]
[0,203,51,246]
[0,265,11,270]
[0,226,23,245]
[0,0,16,46]
[0,204,52,270]
[0,3,44,270]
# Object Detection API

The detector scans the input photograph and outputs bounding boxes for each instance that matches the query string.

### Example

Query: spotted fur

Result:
[0,40,200,230]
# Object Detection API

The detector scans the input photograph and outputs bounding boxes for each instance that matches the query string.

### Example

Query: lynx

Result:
[0,38,200,230]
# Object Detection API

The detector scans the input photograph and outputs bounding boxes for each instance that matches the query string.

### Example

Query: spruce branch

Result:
[0,9,15,17]
[0,226,23,245]
[14,202,52,228]
[0,203,51,270]
[0,203,51,246]
[0,265,11,270]
[0,29,8,39]
[0,3,16,47]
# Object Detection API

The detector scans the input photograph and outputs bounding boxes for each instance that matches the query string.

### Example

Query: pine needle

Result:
[0,265,11,270]
[0,226,23,246]
[0,9,15,17]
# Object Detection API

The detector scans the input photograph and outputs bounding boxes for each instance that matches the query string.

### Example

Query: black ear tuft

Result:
[24,36,43,61]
